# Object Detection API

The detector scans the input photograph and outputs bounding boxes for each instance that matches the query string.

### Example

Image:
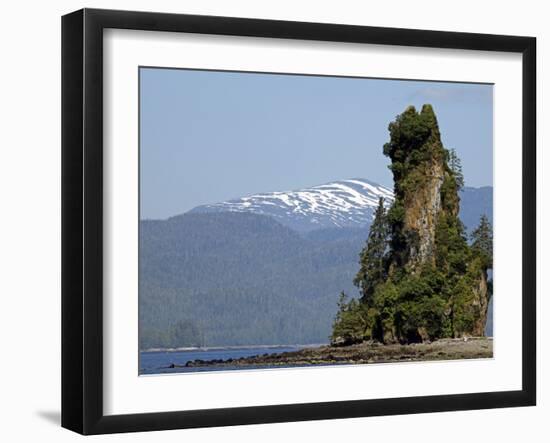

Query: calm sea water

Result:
[140,345,310,374]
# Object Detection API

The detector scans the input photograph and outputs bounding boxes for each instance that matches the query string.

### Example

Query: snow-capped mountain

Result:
[189,179,394,232]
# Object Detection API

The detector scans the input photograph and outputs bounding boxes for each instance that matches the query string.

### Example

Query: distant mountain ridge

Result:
[190,178,394,232]
[458,186,493,233]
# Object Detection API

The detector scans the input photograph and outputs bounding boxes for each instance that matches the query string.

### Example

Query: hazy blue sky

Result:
[140,68,493,220]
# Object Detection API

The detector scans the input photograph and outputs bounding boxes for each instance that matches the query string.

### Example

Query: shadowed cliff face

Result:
[472,270,489,336]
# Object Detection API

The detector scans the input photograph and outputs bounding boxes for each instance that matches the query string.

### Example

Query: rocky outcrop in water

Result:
[332,105,492,345]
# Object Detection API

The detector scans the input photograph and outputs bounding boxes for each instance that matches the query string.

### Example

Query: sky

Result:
[140,67,493,220]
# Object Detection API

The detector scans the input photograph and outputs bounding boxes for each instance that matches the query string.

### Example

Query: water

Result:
[140,345,310,374]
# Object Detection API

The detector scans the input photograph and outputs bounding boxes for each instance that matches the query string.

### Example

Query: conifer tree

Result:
[448,148,465,190]
[330,292,369,345]
[471,214,493,269]
[354,197,389,304]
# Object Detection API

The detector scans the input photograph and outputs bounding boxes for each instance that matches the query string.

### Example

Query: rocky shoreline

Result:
[175,337,493,369]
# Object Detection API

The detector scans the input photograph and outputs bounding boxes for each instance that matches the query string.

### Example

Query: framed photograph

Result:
[61,8,536,435]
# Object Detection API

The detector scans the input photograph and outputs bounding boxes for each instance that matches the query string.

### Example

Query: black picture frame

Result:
[62,8,536,435]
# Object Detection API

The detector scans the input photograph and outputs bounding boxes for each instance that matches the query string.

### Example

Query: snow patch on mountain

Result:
[189,179,394,232]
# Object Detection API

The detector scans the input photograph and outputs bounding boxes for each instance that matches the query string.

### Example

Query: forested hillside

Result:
[139,212,362,349]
